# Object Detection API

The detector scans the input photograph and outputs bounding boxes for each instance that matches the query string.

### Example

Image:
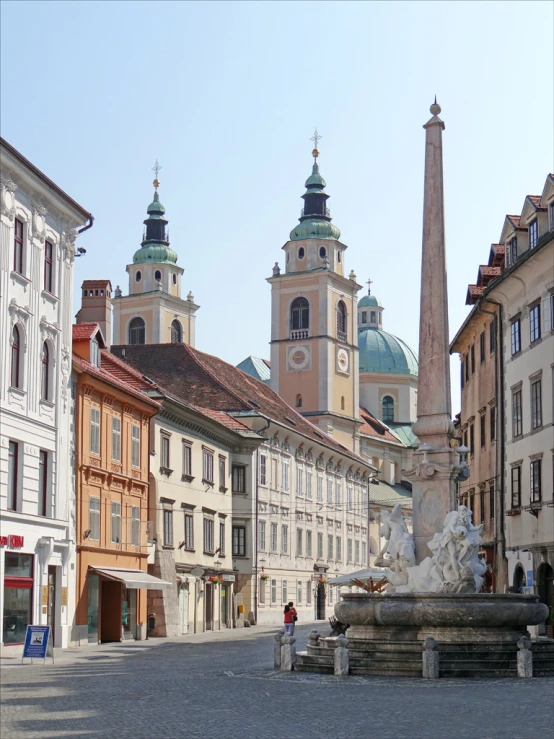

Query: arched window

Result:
[170,320,182,343]
[135,270,142,283]
[298,247,305,260]
[296,394,302,408]
[319,246,326,259]
[154,269,162,282]
[290,297,309,331]
[11,326,21,388]
[382,396,394,423]
[336,300,347,339]
[41,343,49,401]
[172,273,177,285]
[129,317,146,345]
[370,311,376,323]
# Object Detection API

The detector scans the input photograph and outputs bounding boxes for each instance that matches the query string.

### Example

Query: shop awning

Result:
[327,568,388,586]
[91,567,173,590]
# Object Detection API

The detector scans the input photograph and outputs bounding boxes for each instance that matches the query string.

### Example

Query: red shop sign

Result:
[0,535,24,548]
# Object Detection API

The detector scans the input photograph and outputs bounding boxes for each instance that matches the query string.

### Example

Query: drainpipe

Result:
[77,215,94,236]
[476,296,507,591]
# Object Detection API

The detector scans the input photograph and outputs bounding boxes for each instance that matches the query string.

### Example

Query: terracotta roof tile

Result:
[507,214,524,229]
[466,285,485,305]
[72,323,101,341]
[527,195,546,210]
[358,407,404,444]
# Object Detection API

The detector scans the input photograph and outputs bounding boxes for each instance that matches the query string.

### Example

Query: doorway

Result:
[205,584,214,630]
[47,566,57,646]
[537,562,554,636]
[316,583,326,620]
[100,580,122,642]
[179,585,189,634]
[122,588,137,640]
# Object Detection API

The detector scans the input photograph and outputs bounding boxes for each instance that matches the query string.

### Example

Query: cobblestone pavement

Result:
[1,624,553,739]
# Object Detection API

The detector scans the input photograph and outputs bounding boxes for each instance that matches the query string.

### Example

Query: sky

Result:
[1,1,552,413]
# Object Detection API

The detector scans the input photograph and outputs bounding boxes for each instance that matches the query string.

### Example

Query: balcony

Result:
[337,330,347,344]
[290,329,309,341]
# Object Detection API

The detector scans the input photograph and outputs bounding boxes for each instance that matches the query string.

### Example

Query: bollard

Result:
[274,630,284,669]
[334,634,349,676]
[280,635,297,671]
[307,630,320,650]
[517,636,533,678]
[422,636,439,679]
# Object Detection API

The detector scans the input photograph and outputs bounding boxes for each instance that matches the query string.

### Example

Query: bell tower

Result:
[112,161,199,346]
[267,134,362,453]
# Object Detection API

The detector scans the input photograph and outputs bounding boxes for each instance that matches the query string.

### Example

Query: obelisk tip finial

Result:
[430,97,441,116]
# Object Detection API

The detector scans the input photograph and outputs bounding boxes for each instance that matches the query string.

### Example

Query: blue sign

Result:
[22,625,53,662]
[526,570,533,587]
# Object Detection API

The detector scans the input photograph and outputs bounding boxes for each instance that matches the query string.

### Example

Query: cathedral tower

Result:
[112,163,199,346]
[267,135,362,453]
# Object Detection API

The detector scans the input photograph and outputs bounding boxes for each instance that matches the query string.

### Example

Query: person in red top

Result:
[288,602,298,635]
[283,604,294,635]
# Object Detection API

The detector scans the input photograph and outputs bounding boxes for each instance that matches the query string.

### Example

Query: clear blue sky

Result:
[2,1,552,412]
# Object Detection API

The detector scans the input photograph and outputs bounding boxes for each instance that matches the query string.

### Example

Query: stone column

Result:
[410,101,458,562]
[280,635,296,671]
[422,636,439,679]
[334,635,349,676]
[274,630,284,668]
[517,636,533,678]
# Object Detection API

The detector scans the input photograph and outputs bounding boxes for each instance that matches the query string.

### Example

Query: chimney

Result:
[76,280,113,347]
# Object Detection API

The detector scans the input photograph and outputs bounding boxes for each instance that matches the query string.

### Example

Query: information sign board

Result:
[22,625,54,664]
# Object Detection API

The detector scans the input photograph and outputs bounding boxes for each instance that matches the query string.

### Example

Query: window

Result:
[297,580,302,604]
[306,470,312,500]
[128,317,146,345]
[529,219,539,249]
[170,320,182,343]
[172,273,177,285]
[511,466,521,508]
[489,319,496,354]
[11,326,21,388]
[370,311,376,323]
[298,246,305,259]
[40,343,50,401]
[465,354,469,382]
[512,389,522,438]
[135,270,142,283]
[161,434,170,470]
[511,319,521,355]
[202,449,214,483]
[296,529,303,556]
[490,406,496,442]
[341,396,345,410]
[203,518,215,553]
[3,553,33,645]
[259,579,266,605]
[480,414,486,449]
[336,300,347,339]
[154,269,162,282]
[295,394,302,408]
[259,453,267,485]
[508,237,518,265]
[327,479,333,505]
[319,246,326,258]
[259,520,266,550]
[111,416,121,462]
[335,480,341,506]
[90,407,100,455]
[163,508,173,546]
[184,512,194,549]
[282,580,288,604]
[530,460,541,502]
[182,441,192,478]
[355,540,360,564]
[306,530,312,557]
[111,502,121,543]
[317,475,323,503]
[327,534,333,560]
[362,541,367,564]
[44,241,53,293]
[271,579,277,604]
[38,450,48,516]
[306,582,312,605]
[550,202,554,231]
[531,380,542,429]
[290,297,309,330]
[131,424,140,468]
[232,465,246,493]
[347,538,353,563]
[469,423,474,457]
[89,497,100,540]
[90,338,100,368]
[337,250,341,263]
[270,523,278,553]
[480,332,485,363]
[217,455,226,491]
[489,485,495,521]
[232,525,245,556]
[382,396,394,423]
[14,218,24,274]
[470,344,475,375]
[219,521,225,555]
[361,311,367,323]
[282,459,289,492]
[461,361,464,389]
[529,304,541,343]
[347,485,353,510]
[131,506,140,547]
[296,466,303,496]
[317,532,323,559]
[8,441,19,511]
[336,536,342,561]
[281,525,288,554]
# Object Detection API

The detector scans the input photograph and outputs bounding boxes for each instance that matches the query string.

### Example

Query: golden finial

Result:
[152,159,162,190]
[310,128,321,161]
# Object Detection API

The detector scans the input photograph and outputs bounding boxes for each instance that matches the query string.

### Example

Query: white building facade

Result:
[0,138,92,653]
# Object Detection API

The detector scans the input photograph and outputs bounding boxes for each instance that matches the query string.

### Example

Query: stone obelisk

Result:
[411,100,458,563]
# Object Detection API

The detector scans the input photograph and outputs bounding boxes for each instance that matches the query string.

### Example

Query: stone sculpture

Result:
[379,505,487,594]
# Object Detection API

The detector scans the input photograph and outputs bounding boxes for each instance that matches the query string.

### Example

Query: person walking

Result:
[283,604,294,635]
[288,601,298,635]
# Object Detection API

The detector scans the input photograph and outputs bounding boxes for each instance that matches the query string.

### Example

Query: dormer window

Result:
[529,219,539,249]
[90,338,101,367]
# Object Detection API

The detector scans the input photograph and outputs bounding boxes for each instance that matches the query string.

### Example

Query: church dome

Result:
[133,244,178,264]
[290,217,341,241]
[358,328,418,376]
[358,294,383,308]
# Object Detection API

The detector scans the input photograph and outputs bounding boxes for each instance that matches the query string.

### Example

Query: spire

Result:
[132,162,178,265]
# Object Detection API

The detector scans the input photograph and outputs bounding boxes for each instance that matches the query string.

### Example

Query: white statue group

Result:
[375,504,488,594]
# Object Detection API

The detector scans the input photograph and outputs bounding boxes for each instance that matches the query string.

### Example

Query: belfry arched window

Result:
[336,300,347,341]
[382,396,394,424]
[129,317,146,345]
[11,326,21,388]
[170,319,182,343]
[41,342,50,401]
[290,297,309,331]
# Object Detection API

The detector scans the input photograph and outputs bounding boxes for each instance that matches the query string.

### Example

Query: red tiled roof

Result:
[506,214,524,229]
[527,195,546,211]
[72,323,101,341]
[466,285,485,305]
[112,343,372,467]
[358,407,403,444]
[477,265,502,286]
[81,280,112,289]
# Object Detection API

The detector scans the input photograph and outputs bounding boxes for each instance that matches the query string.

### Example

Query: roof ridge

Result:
[73,353,160,408]
[189,346,254,410]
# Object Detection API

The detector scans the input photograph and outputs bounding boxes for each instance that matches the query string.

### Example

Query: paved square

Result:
[1,624,553,739]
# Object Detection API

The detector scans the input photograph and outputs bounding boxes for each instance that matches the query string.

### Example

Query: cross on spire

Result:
[152,159,162,178]
[367,277,373,295]
[310,128,321,160]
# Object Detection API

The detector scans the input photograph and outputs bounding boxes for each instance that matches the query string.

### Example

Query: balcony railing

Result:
[337,330,347,344]
[290,329,309,341]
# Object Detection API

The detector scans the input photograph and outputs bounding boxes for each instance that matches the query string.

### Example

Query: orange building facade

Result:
[71,323,163,645]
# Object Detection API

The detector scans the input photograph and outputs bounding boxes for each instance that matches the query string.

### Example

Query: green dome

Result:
[358,294,383,308]
[133,244,178,264]
[290,218,341,241]
[305,163,326,188]
[358,328,418,376]
[147,191,165,214]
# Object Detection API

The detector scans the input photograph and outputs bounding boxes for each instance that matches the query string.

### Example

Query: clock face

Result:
[288,345,310,371]
[337,347,349,374]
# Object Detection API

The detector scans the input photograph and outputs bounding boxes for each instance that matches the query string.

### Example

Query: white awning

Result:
[328,568,388,586]
[91,567,173,590]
